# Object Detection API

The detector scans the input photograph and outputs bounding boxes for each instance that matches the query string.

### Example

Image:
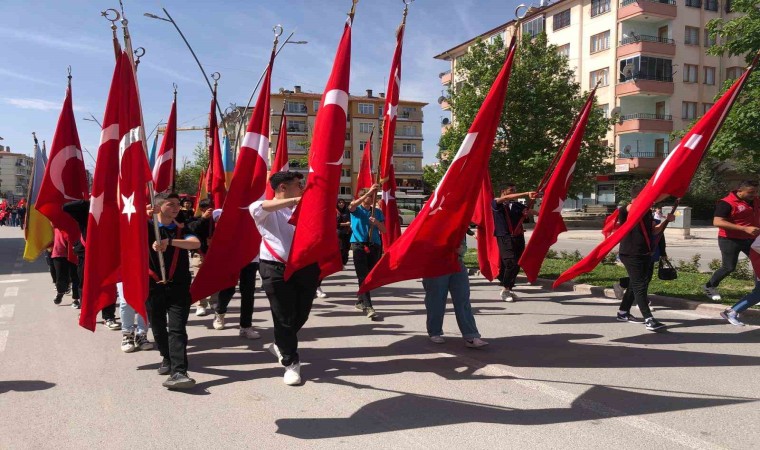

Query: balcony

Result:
[440,70,452,85]
[398,110,424,121]
[616,75,674,97]
[617,34,675,58]
[285,125,308,135]
[615,113,674,134]
[618,0,677,21]
[394,150,423,158]
[615,151,668,173]
[395,168,423,175]
[395,133,423,140]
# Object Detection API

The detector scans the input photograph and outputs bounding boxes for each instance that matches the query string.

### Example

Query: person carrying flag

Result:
[349,184,386,319]
[492,183,537,302]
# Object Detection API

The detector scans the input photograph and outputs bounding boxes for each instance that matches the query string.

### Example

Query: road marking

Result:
[444,353,726,450]
[0,330,7,352]
[4,287,19,297]
[0,279,28,284]
[0,304,14,318]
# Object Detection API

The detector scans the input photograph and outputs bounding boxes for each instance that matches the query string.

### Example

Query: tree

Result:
[422,164,443,194]
[174,142,208,195]
[438,33,613,196]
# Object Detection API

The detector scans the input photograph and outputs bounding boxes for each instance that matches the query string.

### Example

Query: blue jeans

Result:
[422,263,480,339]
[117,282,148,335]
[731,279,760,314]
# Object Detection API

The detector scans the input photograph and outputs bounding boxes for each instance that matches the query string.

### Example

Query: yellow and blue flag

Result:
[23,137,54,261]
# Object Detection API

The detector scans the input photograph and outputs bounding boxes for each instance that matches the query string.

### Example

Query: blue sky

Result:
[0,0,522,170]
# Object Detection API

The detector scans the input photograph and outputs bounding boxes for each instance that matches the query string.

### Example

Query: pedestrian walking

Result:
[349,184,386,319]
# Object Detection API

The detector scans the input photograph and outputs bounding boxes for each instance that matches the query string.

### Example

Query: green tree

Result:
[175,142,209,195]
[422,164,444,194]
[438,33,613,195]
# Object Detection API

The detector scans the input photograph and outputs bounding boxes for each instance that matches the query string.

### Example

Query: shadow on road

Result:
[0,380,56,394]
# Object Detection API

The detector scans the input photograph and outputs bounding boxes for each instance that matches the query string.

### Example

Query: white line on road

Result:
[4,287,19,297]
[0,304,14,319]
[0,330,7,352]
[445,353,726,450]
[0,279,28,284]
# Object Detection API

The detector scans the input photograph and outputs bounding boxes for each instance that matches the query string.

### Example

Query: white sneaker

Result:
[465,337,489,348]
[501,289,515,302]
[121,334,136,353]
[283,362,302,386]
[239,326,261,339]
[720,308,745,326]
[703,285,722,301]
[268,343,283,363]
[213,313,225,330]
[315,287,328,299]
[429,335,445,344]
[196,305,209,317]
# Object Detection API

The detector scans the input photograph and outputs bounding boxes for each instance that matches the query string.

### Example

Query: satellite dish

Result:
[437,96,446,104]
[441,117,450,125]
[278,87,285,93]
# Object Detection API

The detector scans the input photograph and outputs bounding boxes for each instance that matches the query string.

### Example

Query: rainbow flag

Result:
[23,138,54,261]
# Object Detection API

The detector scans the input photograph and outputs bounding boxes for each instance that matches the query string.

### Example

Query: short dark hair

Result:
[269,171,304,191]
[154,192,180,206]
[500,182,516,192]
[199,199,211,209]
[738,180,758,190]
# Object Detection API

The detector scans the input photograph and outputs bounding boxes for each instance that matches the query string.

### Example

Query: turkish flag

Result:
[36,83,89,242]
[471,171,500,281]
[116,50,152,319]
[79,55,122,331]
[554,57,758,288]
[194,169,207,216]
[208,96,227,208]
[359,37,518,294]
[355,130,374,197]
[153,96,176,193]
[378,20,405,248]
[265,113,290,200]
[286,17,353,280]
[601,209,620,238]
[190,51,274,301]
[520,90,596,283]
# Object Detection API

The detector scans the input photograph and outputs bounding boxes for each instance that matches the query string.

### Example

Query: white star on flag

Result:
[121,193,136,223]
[382,189,395,203]
[89,192,104,225]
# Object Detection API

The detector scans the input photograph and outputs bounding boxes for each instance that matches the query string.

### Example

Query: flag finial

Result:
[66,66,72,86]
[211,72,220,95]
[348,0,359,23]
[101,8,121,58]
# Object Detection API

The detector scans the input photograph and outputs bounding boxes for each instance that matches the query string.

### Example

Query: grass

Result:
[464,249,755,306]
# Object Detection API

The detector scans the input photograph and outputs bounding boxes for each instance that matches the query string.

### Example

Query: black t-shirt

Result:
[618,206,654,256]
[186,216,214,254]
[491,200,527,237]
[147,221,193,287]
[337,208,351,236]
[62,200,89,258]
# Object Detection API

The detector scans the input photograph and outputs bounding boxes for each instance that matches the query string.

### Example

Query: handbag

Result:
[657,256,678,281]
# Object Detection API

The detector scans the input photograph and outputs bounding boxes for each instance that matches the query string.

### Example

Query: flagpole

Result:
[172,83,178,193]
[25,132,39,233]
[101,9,121,60]
[366,127,380,243]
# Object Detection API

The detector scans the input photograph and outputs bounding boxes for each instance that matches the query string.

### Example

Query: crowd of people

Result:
[0,200,27,228]
[40,173,759,390]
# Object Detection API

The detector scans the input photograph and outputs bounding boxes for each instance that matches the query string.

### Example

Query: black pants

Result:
[496,235,525,289]
[338,234,351,266]
[260,261,320,367]
[619,254,654,319]
[707,237,753,288]
[52,257,80,299]
[45,252,56,283]
[352,243,381,307]
[147,283,191,375]
[215,262,259,328]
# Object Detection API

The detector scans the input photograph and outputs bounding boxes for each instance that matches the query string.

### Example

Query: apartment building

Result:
[0,146,33,202]
[435,0,745,205]
[264,86,427,199]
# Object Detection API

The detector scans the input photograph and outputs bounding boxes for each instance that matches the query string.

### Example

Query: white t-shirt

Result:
[250,200,295,263]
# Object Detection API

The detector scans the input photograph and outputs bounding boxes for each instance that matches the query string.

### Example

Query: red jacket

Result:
[717,192,760,240]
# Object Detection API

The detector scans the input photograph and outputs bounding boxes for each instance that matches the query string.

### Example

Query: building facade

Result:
[0,146,33,202]
[435,0,745,205]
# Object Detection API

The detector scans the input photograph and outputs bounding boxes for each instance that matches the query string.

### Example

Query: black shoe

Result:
[157,359,171,376]
[54,294,63,305]
[616,312,643,323]
[71,299,81,309]
[645,317,666,331]
[162,372,196,390]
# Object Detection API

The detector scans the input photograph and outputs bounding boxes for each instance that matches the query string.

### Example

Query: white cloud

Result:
[0,68,57,87]
[0,28,104,54]
[3,97,83,112]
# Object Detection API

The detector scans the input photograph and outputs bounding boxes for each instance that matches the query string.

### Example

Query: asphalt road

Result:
[1,225,759,449]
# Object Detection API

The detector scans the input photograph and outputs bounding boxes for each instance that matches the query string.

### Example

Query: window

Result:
[685,0,701,7]
[591,0,611,17]
[287,119,307,133]
[313,100,320,112]
[704,66,716,85]
[704,29,717,48]
[682,102,698,120]
[619,56,673,82]
[685,26,700,46]
[598,104,609,118]
[344,150,351,159]
[726,66,744,79]
[287,138,306,151]
[590,31,610,53]
[358,103,374,115]
[590,68,609,87]
[285,101,307,114]
[553,9,571,31]
[402,143,417,153]
[399,125,418,136]
[522,16,545,38]
[339,186,352,196]
[556,44,570,58]
[341,168,351,177]
[702,103,714,115]
[400,106,416,119]
[704,0,718,11]
[683,64,698,83]
[359,140,368,151]
[359,122,373,133]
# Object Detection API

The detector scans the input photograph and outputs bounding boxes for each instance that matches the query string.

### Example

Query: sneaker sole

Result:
[720,311,745,326]
[616,317,643,324]
[646,324,666,331]
[465,343,489,348]
[121,347,136,353]
[284,377,302,386]
[163,380,196,390]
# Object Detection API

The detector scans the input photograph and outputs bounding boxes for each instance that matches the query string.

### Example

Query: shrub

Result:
[675,253,701,273]
[708,258,722,272]
[730,259,754,281]
[546,249,558,259]
[602,251,618,265]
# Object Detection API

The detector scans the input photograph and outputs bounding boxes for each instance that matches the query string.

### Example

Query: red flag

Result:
[519,91,596,283]
[601,209,620,239]
[285,15,353,280]
[116,50,152,318]
[554,56,758,288]
[265,113,290,200]
[190,51,274,301]
[208,95,227,208]
[153,96,176,193]
[80,55,122,331]
[359,37,518,293]
[355,130,374,197]
[378,16,406,248]
[36,82,89,241]
[194,169,207,216]
[471,171,500,281]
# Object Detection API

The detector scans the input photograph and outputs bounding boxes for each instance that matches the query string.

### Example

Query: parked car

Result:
[398,208,416,226]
